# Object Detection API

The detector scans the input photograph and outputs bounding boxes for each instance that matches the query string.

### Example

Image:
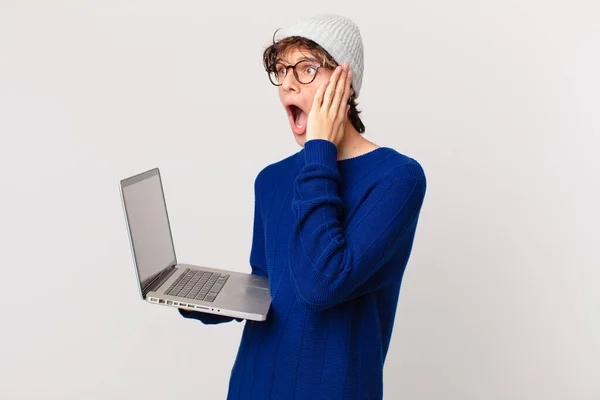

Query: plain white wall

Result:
[1,1,598,399]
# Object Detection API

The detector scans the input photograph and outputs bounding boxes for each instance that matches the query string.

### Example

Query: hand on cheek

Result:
[306,62,353,148]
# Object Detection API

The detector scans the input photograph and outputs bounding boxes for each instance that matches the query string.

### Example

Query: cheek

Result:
[305,88,319,109]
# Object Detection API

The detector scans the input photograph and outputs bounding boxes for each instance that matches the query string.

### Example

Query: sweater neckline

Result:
[296,145,395,172]
[336,146,393,170]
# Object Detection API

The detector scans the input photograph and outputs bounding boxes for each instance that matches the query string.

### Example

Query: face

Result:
[275,48,335,147]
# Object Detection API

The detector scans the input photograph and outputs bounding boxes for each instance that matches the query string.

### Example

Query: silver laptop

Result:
[119,167,271,321]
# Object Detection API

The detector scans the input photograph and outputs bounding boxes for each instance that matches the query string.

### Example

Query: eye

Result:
[300,63,318,75]
[276,64,287,77]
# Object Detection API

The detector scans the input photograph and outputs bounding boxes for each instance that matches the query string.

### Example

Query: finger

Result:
[334,66,353,123]
[321,65,341,111]
[311,78,330,110]
[329,63,348,117]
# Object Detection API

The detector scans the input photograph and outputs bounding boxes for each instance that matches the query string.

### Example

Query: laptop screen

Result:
[120,168,176,293]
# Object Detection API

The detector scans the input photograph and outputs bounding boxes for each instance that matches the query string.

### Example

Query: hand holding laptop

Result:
[120,168,271,321]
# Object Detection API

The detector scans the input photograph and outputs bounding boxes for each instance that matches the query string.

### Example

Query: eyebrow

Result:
[275,56,319,64]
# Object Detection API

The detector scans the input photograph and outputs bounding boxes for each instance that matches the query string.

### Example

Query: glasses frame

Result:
[267,59,328,86]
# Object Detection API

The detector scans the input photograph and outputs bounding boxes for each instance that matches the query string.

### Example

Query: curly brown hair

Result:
[262,32,365,134]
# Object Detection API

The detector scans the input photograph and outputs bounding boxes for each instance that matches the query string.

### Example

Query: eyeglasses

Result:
[267,59,329,86]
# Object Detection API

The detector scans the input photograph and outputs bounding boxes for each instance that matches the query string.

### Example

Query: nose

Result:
[281,68,298,93]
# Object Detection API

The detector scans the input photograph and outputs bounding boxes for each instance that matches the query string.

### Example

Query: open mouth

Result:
[288,104,308,130]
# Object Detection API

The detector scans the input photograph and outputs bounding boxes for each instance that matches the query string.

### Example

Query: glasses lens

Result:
[268,61,320,85]
[296,61,319,84]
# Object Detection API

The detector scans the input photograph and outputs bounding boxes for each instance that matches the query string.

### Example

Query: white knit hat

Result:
[274,14,364,98]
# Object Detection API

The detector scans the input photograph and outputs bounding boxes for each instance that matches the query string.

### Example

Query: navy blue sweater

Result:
[180,139,427,399]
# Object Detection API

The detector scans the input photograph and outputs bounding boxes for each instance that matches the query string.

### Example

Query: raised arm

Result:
[288,139,426,312]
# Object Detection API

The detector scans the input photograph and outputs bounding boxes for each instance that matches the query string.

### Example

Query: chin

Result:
[294,135,306,147]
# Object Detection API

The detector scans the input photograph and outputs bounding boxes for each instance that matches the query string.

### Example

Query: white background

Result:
[0,1,598,399]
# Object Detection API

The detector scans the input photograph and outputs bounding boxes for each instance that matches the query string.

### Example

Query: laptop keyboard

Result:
[165,269,230,303]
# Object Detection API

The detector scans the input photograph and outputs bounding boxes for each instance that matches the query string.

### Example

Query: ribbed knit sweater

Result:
[179,139,427,400]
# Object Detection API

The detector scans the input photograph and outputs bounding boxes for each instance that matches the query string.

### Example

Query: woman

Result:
[180,14,427,400]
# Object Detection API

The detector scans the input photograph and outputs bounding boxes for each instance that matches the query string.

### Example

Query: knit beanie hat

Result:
[274,14,364,98]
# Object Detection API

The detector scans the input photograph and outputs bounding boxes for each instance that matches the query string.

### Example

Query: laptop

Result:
[119,167,271,321]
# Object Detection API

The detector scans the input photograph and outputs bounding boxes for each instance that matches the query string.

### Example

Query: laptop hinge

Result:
[142,265,178,298]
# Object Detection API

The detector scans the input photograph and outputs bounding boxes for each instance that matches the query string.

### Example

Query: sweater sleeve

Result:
[249,171,268,278]
[288,139,426,311]
[177,173,267,324]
